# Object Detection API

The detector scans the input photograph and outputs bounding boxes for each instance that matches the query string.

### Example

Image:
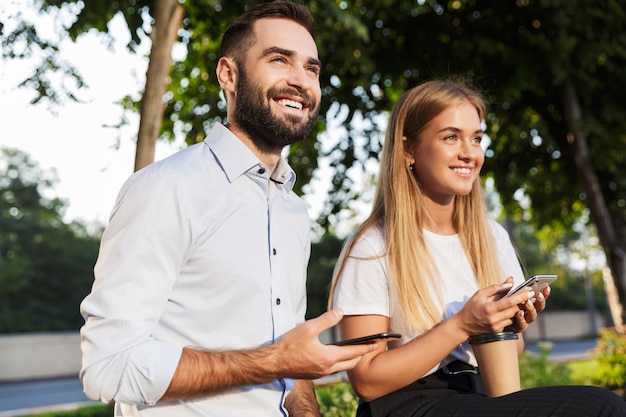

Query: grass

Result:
[25,405,112,417]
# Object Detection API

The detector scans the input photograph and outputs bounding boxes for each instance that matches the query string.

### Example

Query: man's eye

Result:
[306,66,321,76]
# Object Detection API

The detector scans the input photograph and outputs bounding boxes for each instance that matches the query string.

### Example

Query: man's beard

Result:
[231,68,319,151]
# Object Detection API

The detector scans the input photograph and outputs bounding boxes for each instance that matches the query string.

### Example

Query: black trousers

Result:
[357,363,626,417]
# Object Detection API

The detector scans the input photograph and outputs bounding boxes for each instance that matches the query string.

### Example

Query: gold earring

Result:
[408,162,414,171]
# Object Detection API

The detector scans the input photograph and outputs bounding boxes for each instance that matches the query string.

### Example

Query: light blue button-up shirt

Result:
[80,123,311,416]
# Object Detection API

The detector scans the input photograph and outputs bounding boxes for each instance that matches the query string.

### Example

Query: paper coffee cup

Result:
[470,331,521,397]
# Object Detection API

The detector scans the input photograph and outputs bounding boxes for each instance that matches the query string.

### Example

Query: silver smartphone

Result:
[505,274,557,297]
[331,332,402,346]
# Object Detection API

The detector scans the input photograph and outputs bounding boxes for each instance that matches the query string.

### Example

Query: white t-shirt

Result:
[333,220,524,375]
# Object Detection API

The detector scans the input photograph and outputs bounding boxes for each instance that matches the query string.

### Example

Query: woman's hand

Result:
[456,280,536,337]
[506,284,550,333]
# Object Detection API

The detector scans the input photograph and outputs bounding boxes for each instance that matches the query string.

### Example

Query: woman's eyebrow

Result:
[436,127,484,135]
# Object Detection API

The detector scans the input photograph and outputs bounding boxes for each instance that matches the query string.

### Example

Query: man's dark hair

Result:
[219,1,314,65]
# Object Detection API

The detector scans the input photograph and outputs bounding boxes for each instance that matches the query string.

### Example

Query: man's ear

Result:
[216,56,238,95]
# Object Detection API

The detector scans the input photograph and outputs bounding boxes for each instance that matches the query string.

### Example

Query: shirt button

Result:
[257,168,266,174]
[273,248,277,255]
[276,298,281,305]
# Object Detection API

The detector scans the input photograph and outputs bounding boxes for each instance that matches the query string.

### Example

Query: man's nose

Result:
[287,65,314,91]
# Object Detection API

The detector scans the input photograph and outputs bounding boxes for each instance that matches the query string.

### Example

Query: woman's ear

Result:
[402,136,415,166]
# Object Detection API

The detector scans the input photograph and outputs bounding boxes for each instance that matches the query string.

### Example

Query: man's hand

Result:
[275,308,379,379]
[161,308,376,402]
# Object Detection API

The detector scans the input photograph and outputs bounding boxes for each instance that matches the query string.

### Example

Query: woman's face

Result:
[407,101,485,204]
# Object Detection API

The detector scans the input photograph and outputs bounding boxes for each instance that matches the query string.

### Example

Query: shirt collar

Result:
[272,158,296,190]
[205,123,296,191]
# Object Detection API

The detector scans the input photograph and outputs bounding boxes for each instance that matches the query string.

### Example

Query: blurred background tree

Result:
[1,0,624,327]
[0,148,101,333]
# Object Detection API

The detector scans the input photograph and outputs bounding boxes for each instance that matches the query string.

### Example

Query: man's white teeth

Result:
[453,167,470,174]
[279,99,303,110]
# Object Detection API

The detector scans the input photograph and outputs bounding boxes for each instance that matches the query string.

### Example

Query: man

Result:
[79,2,376,416]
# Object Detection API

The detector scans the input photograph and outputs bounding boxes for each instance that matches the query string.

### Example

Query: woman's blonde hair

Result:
[329,80,503,333]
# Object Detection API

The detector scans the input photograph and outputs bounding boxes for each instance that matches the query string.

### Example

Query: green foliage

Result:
[27,405,113,417]
[519,342,572,389]
[0,2,86,106]
[4,0,626,315]
[500,217,608,311]
[5,0,626,225]
[316,381,359,417]
[567,358,597,386]
[590,328,626,390]
[6,0,626,235]
[545,270,608,312]
[0,148,102,333]
[306,234,345,319]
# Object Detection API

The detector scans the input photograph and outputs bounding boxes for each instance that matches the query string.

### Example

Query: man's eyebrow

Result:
[262,46,322,68]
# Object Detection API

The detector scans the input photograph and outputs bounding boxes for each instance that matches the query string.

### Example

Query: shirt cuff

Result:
[118,341,183,405]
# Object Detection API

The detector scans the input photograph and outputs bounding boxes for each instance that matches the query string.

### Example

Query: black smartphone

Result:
[505,274,557,298]
[331,332,402,346]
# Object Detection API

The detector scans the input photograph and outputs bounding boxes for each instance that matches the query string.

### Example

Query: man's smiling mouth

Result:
[277,98,303,110]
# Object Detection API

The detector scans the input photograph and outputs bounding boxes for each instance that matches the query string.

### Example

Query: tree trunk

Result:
[602,266,623,330]
[561,79,626,331]
[134,0,184,172]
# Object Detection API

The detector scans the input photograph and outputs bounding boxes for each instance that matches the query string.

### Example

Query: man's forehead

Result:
[251,18,319,59]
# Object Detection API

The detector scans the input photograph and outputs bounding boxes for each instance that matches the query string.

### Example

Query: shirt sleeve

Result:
[333,227,390,317]
[80,168,187,405]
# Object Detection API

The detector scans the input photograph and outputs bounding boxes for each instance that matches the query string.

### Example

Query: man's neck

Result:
[225,123,281,173]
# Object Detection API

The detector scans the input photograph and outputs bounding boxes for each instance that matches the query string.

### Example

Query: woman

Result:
[329,80,626,416]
